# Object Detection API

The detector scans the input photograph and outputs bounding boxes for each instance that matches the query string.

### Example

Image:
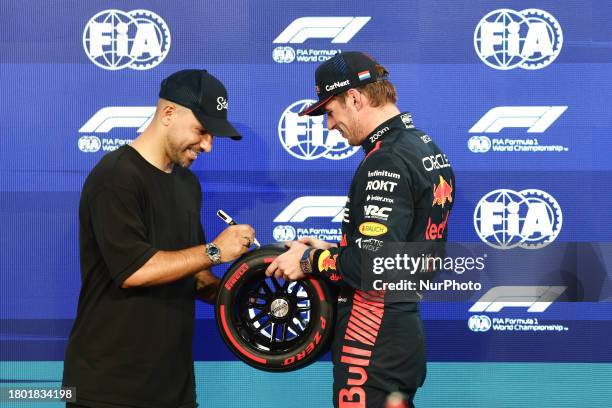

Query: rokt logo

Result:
[468,315,491,332]
[274,17,370,44]
[474,9,563,70]
[83,9,171,70]
[474,189,562,249]
[278,100,359,160]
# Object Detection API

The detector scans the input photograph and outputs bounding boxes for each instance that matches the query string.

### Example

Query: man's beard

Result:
[167,139,193,169]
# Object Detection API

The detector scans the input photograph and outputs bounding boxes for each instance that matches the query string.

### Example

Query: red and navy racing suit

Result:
[311,112,455,408]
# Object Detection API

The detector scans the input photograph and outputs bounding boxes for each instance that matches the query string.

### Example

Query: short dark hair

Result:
[335,64,397,107]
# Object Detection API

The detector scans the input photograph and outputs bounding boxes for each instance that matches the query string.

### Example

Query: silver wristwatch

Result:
[205,243,222,265]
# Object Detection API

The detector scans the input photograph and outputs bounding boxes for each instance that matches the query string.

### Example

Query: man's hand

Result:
[298,236,337,250]
[265,241,309,281]
[195,270,220,304]
[213,224,256,263]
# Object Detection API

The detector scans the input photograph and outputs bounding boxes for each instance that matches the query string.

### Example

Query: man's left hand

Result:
[195,270,221,304]
[265,241,309,281]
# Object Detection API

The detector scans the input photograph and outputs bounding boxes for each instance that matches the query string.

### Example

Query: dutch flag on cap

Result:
[357,70,371,81]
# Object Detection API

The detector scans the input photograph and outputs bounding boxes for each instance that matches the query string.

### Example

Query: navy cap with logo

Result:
[159,69,241,140]
[299,51,384,116]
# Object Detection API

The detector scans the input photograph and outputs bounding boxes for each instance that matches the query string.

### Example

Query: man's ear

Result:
[346,88,364,111]
[159,103,177,126]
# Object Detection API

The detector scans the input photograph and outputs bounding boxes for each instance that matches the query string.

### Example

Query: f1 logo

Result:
[469,286,566,313]
[80,107,155,133]
[274,196,347,222]
[469,106,567,133]
[274,17,371,44]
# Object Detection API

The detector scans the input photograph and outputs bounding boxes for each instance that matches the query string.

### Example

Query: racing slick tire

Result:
[215,244,335,371]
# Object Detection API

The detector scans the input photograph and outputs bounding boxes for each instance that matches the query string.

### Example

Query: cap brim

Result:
[298,95,334,117]
[193,111,242,140]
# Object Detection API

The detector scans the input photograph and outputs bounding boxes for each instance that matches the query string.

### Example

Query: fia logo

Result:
[273,225,297,241]
[78,136,102,153]
[83,9,171,70]
[468,315,491,332]
[474,9,563,70]
[474,189,562,249]
[278,100,359,160]
[468,136,492,153]
[272,47,296,63]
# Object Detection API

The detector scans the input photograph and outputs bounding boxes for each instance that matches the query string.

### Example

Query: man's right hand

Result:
[297,236,337,250]
[213,224,256,263]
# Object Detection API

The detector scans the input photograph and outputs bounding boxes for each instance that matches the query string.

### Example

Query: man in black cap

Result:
[266,52,455,407]
[63,70,256,408]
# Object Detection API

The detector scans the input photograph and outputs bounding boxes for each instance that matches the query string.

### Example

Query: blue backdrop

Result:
[1,1,611,407]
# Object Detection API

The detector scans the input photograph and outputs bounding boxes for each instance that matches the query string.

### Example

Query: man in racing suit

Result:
[266,52,455,408]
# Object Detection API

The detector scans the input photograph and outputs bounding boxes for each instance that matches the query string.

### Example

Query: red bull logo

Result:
[433,175,453,208]
[318,250,337,272]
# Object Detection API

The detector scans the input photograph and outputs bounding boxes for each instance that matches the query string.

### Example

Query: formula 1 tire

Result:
[216,245,335,371]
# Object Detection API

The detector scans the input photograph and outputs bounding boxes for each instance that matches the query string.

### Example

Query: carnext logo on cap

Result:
[325,80,350,92]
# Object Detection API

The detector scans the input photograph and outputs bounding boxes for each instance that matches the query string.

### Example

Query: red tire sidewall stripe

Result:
[309,277,326,302]
[219,304,267,365]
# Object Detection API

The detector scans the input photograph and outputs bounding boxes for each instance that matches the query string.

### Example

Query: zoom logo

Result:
[278,100,359,160]
[83,9,171,70]
[474,9,563,70]
[474,189,562,249]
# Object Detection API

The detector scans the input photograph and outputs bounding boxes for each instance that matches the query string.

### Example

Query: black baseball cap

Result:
[299,51,385,116]
[159,69,241,140]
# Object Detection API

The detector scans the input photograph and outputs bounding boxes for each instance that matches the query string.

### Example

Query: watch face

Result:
[208,245,220,256]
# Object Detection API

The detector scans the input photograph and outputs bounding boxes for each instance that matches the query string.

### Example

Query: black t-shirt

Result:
[63,145,205,408]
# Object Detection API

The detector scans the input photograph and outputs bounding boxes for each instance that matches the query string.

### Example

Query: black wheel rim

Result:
[230,264,318,354]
